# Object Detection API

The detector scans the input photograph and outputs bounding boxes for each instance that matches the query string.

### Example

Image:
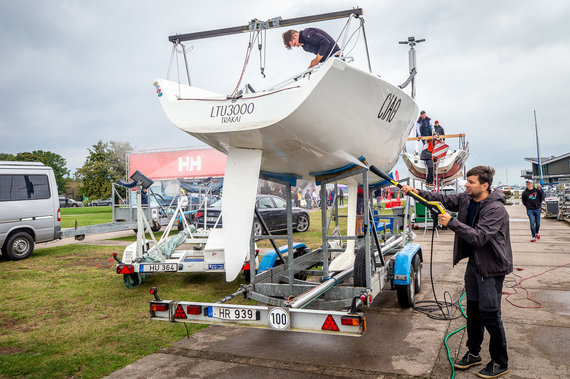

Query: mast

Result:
[398,36,425,100]
[534,110,544,185]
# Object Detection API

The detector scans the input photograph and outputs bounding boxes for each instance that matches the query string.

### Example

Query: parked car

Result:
[59,196,84,208]
[191,195,310,234]
[89,197,113,206]
[0,161,62,260]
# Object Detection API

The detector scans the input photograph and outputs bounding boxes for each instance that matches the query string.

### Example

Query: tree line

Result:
[1,140,132,202]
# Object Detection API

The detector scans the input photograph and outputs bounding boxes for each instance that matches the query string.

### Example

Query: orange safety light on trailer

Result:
[174,304,187,319]
[151,303,169,312]
[321,314,340,331]
[341,316,363,327]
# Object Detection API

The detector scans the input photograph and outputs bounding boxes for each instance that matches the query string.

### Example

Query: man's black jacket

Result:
[418,189,513,278]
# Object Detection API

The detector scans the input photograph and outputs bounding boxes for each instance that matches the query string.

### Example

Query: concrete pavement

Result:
[105,203,570,378]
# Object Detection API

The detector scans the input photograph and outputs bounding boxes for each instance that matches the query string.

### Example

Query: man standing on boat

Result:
[434,120,445,141]
[282,28,340,68]
[522,179,543,242]
[402,166,512,378]
[416,111,436,185]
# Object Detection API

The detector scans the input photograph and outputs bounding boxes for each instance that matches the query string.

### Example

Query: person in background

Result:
[416,110,436,185]
[304,190,312,209]
[339,187,344,205]
[282,28,341,68]
[356,187,364,236]
[434,120,445,141]
[374,187,382,209]
[402,166,512,378]
[312,188,319,208]
[522,179,543,242]
[141,188,148,205]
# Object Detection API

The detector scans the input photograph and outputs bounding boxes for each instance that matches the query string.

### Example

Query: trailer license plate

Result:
[211,307,256,320]
[140,263,177,273]
[206,216,218,222]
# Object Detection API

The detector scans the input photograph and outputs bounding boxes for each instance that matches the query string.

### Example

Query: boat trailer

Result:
[148,161,424,336]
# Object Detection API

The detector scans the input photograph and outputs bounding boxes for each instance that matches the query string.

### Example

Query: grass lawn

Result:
[1,201,409,377]
[0,244,250,378]
[60,207,113,229]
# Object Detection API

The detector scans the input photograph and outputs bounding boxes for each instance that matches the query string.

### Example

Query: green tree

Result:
[2,150,70,192]
[0,153,16,161]
[75,140,132,201]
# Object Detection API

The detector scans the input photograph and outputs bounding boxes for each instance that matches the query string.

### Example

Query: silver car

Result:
[0,161,62,260]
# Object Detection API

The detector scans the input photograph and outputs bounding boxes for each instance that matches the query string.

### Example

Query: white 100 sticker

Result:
[268,307,290,330]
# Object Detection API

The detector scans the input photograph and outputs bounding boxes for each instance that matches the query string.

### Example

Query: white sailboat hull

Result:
[155,58,418,180]
[154,58,419,281]
[402,144,470,181]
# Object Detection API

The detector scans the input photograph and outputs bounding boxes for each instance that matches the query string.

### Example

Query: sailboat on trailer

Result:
[154,9,419,280]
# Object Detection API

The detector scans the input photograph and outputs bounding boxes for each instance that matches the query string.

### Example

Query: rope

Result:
[503,263,570,308]
[230,24,261,98]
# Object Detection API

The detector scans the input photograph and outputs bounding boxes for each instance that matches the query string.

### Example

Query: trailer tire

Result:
[273,247,309,280]
[4,232,34,260]
[151,221,161,232]
[396,265,416,308]
[412,254,422,293]
[353,246,367,287]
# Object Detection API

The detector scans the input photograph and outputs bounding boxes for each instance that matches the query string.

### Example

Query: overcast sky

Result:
[1,0,569,185]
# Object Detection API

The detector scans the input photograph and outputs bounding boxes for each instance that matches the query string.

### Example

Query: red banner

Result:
[128,148,227,180]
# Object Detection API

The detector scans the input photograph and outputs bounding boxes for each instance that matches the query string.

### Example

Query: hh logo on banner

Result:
[178,156,202,172]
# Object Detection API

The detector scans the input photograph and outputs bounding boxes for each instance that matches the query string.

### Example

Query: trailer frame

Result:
[149,161,423,336]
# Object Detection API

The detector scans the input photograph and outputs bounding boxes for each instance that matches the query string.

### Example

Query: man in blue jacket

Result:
[282,28,340,68]
[402,166,512,378]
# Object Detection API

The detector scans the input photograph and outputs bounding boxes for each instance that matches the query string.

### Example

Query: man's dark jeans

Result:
[423,159,434,184]
[526,208,541,238]
[464,260,508,367]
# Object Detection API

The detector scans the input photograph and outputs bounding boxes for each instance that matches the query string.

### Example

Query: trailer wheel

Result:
[151,221,161,232]
[413,254,422,294]
[5,232,34,260]
[353,246,367,287]
[396,265,416,308]
[273,247,309,280]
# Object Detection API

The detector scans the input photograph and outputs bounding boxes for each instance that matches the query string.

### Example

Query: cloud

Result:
[1,0,569,186]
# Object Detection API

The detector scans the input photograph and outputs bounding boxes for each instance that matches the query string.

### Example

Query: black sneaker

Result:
[454,351,482,369]
[477,361,509,378]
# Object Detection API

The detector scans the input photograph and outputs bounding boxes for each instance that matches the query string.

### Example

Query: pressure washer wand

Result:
[369,165,446,215]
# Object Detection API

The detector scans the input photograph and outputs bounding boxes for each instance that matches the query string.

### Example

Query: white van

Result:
[0,161,62,259]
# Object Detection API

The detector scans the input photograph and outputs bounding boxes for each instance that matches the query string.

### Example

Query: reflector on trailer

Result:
[151,303,168,312]
[186,305,201,315]
[174,304,187,319]
[321,314,340,331]
[117,265,134,274]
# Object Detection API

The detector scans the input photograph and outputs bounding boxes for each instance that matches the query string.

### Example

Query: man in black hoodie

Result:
[402,166,512,378]
[521,179,543,242]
